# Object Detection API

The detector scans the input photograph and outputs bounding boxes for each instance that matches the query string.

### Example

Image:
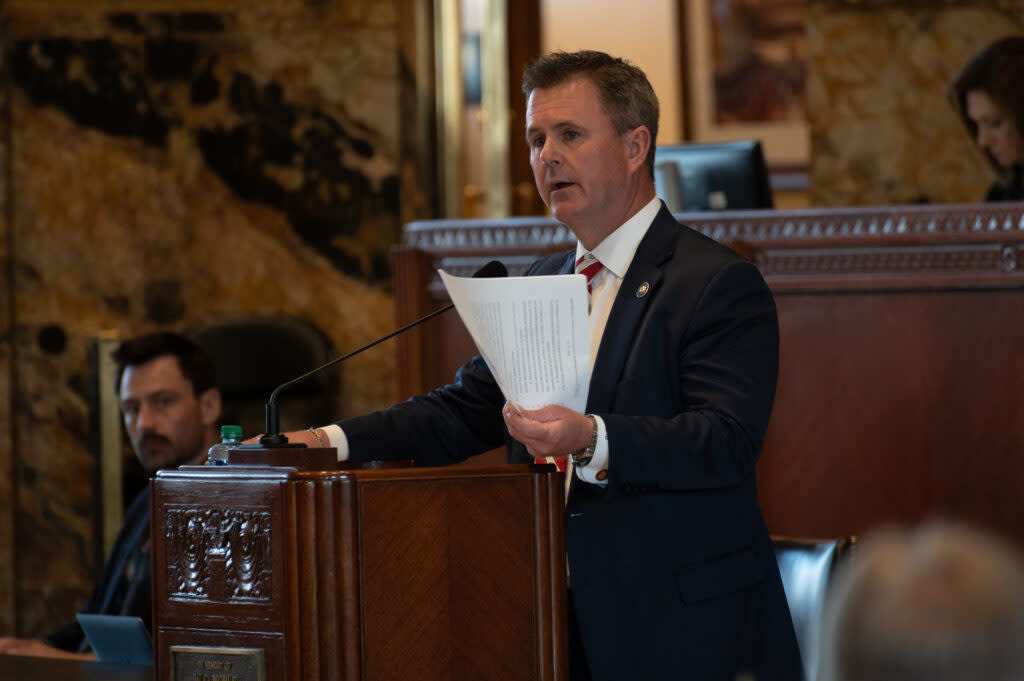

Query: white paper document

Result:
[438,269,592,413]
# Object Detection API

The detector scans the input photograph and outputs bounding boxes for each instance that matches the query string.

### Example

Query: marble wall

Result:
[809,1,1024,205]
[1,38,15,639]
[0,1,430,637]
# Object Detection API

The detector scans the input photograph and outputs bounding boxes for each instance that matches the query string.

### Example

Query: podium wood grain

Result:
[151,462,567,681]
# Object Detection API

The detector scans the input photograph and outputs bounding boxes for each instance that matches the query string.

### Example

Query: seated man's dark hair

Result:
[112,332,217,396]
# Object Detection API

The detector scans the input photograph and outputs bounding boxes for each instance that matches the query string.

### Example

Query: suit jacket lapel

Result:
[586,205,677,413]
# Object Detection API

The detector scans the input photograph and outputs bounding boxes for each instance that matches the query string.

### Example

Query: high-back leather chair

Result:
[189,316,335,437]
[772,535,856,681]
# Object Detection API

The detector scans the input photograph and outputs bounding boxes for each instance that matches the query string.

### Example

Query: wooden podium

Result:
[150,454,567,681]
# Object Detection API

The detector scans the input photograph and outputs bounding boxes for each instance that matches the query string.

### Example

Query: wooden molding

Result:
[402,202,1024,291]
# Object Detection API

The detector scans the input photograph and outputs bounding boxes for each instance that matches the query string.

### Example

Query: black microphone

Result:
[258,259,509,447]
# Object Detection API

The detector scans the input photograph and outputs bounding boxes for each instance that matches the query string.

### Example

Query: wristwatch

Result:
[570,414,598,468]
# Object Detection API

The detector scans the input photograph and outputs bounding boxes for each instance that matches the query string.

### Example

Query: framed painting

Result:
[679,0,809,173]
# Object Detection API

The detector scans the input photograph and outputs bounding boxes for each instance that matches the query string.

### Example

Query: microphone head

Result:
[473,260,508,279]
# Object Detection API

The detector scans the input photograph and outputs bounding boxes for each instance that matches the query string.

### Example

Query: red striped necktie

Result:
[575,253,603,295]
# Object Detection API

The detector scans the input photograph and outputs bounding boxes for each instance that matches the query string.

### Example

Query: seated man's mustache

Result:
[140,432,170,447]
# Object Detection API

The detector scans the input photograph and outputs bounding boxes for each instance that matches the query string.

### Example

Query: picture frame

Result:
[679,0,809,176]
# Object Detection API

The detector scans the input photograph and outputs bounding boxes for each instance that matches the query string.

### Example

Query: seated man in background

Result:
[0,332,221,659]
[818,520,1024,681]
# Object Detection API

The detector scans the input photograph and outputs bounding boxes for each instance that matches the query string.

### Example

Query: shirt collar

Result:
[575,196,661,279]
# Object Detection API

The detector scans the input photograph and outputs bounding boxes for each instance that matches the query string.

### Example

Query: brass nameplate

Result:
[170,646,265,681]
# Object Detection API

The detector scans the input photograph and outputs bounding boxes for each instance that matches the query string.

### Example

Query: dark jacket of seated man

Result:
[44,487,153,653]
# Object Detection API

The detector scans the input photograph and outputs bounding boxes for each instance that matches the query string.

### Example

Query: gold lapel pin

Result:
[636,282,650,298]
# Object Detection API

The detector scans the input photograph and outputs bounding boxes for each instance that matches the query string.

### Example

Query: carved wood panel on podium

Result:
[393,203,1024,548]
[151,463,567,681]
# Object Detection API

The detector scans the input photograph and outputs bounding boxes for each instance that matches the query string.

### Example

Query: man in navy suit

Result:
[296,50,803,681]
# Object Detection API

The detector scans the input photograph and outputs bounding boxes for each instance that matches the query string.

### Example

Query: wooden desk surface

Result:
[0,656,151,681]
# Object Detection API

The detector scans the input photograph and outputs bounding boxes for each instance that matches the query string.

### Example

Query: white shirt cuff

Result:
[575,414,609,486]
[320,424,350,461]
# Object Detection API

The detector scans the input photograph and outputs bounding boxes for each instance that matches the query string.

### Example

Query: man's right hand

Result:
[241,429,325,448]
[0,636,96,660]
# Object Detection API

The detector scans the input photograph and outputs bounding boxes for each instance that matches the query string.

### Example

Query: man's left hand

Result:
[503,403,591,458]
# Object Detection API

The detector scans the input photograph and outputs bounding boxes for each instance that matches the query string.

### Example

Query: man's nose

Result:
[538,139,562,167]
[978,128,993,150]
[136,403,158,429]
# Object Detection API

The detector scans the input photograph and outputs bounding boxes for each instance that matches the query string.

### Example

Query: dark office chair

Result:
[189,316,335,437]
[772,535,857,681]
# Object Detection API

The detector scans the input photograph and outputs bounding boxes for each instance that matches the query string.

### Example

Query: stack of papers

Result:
[439,269,592,413]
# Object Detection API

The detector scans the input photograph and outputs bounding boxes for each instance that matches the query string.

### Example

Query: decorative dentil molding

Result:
[404,204,1024,285]
[404,205,1024,252]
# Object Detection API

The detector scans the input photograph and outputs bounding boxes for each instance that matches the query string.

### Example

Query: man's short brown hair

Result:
[522,50,659,177]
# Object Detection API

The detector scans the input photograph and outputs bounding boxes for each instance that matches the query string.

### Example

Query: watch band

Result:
[570,414,598,468]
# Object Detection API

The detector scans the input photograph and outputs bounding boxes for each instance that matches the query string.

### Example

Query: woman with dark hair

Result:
[949,37,1024,201]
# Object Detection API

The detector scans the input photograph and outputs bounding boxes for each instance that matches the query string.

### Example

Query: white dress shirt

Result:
[567,196,660,486]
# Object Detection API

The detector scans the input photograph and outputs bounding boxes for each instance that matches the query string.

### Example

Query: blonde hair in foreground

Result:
[819,520,1024,681]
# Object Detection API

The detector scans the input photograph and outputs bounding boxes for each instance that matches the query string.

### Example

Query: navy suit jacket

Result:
[340,203,803,681]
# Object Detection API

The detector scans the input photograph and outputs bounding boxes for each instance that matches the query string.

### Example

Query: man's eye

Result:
[564,130,578,140]
[531,135,545,148]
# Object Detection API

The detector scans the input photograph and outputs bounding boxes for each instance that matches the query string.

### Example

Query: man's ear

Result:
[626,126,651,173]
[198,387,223,426]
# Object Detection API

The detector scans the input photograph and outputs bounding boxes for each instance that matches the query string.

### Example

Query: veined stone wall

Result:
[1,36,15,639]
[809,1,1024,206]
[0,0,428,637]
